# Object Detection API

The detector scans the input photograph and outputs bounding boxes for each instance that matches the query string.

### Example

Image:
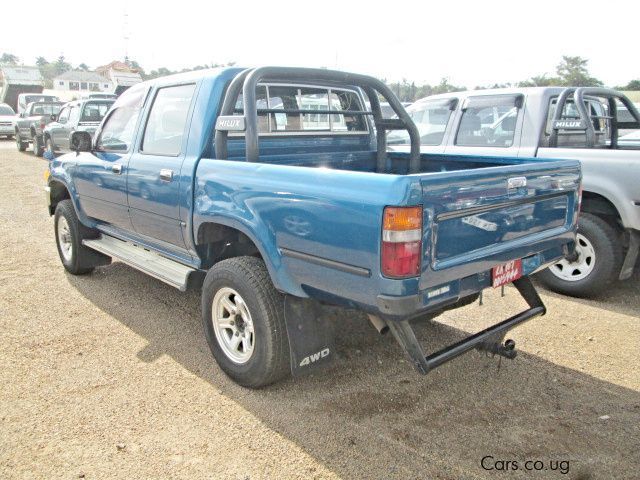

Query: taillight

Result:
[381,206,422,278]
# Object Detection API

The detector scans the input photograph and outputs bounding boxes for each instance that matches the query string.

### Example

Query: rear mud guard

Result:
[283,296,336,376]
[385,276,546,375]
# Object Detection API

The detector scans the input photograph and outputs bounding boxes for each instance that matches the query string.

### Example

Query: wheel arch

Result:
[194,218,303,297]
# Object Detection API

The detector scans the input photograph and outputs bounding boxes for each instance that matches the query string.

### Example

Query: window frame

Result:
[229,82,370,138]
[138,82,197,158]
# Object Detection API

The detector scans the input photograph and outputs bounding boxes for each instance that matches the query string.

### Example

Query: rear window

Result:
[81,102,113,122]
[0,105,15,115]
[455,95,521,147]
[31,104,61,115]
[234,84,368,134]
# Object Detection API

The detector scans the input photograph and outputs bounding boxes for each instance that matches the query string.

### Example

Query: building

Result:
[0,66,44,111]
[53,70,112,93]
[95,61,143,95]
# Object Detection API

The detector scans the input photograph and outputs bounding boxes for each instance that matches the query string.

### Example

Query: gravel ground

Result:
[0,139,638,480]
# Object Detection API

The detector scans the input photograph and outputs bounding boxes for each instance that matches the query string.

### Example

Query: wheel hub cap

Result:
[57,217,73,261]
[211,287,255,364]
[549,233,595,281]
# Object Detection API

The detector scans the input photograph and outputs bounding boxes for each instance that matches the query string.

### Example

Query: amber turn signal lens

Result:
[383,206,422,231]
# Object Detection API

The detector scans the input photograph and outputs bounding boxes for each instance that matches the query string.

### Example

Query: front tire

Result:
[201,256,290,388]
[15,132,28,151]
[54,200,110,275]
[536,213,623,297]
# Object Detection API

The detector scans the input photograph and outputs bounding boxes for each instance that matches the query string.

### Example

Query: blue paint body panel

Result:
[47,67,581,319]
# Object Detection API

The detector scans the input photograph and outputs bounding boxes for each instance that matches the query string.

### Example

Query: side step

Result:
[83,235,195,291]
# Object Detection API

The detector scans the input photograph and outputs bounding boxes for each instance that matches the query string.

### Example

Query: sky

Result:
[2,0,639,88]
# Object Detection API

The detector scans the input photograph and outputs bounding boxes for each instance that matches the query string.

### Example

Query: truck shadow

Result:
[533,265,640,318]
[68,263,640,480]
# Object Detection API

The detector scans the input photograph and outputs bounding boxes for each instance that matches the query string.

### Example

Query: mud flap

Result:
[283,295,336,376]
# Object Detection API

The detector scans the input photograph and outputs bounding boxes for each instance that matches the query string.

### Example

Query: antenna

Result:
[123,8,130,62]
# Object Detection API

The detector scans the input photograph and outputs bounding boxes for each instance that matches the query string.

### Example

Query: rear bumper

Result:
[376,244,569,320]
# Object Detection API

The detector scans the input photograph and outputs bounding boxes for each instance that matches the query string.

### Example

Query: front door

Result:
[127,83,196,249]
[50,106,71,150]
[73,85,148,229]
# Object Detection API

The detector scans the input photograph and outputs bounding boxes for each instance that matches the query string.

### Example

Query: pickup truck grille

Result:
[0,122,12,126]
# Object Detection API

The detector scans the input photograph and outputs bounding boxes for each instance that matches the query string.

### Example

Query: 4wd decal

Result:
[299,348,330,367]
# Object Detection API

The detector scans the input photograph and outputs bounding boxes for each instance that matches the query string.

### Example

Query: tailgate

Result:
[419,160,580,289]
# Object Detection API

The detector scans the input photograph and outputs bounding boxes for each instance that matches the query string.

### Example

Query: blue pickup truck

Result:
[45,67,581,387]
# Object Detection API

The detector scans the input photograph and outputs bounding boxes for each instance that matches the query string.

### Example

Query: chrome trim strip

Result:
[280,247,370,277]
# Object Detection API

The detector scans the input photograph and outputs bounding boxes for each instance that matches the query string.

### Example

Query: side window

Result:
[68,106,80,126]
[58,107,70,124]
[455,95,521,147]
[95,86,147,152]
[387,99,455,145]
[141,84,196,156]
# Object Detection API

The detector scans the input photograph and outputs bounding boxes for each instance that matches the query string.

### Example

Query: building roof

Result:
[53,70,110,83]
[0,66,43,85]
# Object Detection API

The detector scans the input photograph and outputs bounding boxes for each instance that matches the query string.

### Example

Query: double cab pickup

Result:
[45,67,581,387]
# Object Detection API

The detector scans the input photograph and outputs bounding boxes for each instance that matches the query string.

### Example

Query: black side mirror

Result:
[71,131,92,154]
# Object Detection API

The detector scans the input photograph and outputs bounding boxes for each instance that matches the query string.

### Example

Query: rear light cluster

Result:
[381,206,422,278]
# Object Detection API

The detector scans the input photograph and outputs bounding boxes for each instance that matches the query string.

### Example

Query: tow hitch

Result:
[384,276,545,375]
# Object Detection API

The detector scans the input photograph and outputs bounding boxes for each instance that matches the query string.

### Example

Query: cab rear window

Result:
[455,95,522,147]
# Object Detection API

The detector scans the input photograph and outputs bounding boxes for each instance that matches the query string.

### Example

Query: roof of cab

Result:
[414,87,567,104]
[139,66,246,88]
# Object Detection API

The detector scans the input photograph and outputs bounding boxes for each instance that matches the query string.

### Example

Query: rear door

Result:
[444,93,524,156]
[126,83,197,249]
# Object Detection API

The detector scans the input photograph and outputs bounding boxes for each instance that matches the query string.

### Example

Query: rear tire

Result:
[201,256,290,388]
[54,199,110,275]
[15,132,27,151]
[536,213,623,298]
[33,134,44,157]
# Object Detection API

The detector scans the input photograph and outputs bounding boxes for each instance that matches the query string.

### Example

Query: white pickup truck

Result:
[389,87,640,298]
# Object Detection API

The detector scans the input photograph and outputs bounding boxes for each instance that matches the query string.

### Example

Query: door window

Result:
[95,85,147,152]
[455,95,521,147]
[68,106,80,126]
[141,84,196,156]
[58,107,70,124]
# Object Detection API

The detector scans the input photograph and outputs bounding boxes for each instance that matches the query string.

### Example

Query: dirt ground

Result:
[0,139,638,480]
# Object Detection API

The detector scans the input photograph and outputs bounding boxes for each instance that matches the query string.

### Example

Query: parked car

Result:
[14,101,64,155]
[17,93,59,114]
[388,87,640,297]
[43,98,115,156]
[0,103,16,139]
[45,67,580,387]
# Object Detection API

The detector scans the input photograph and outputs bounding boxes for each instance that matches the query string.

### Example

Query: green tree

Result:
[616,79,640,91]
[517,74,561,87]
[54,55,71,75]
[77,63,90,71]
[35,56,49,67]
[0,53,19,65]
[555,55,602,87]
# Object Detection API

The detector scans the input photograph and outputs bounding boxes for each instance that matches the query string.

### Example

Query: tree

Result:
[77,63,89,71]
[616,79,640,91]
[54,55,71,75]
[0,53,19,65]
[517,74,561,87]
[555,55,603,87]
[35,56,49,67]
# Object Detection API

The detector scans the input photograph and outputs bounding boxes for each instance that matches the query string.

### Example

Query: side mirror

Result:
[50,114,57,121]
[71,131,92,154]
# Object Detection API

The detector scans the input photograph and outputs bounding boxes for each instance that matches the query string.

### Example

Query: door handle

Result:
[112,164,123,174]
[160,169,174,182]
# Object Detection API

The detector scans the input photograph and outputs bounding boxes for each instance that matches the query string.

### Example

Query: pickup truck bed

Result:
[46,66,581,387]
